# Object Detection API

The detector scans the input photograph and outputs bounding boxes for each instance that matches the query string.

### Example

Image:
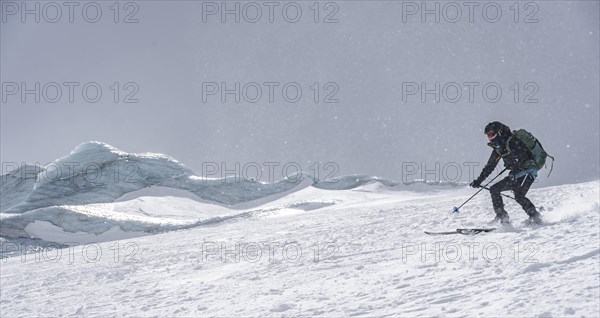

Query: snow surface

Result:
[1,180,599,317]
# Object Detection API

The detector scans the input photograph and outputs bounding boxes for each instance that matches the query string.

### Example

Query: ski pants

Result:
[489,174,536,213]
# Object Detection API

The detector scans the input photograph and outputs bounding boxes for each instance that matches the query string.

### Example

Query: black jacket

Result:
[476,133,534,183]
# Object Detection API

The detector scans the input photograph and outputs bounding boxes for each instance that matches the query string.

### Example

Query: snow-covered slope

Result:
[1,142,463,241]
[1,180,598,317]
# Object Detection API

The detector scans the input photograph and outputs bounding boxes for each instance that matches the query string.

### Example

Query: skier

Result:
[470,121,542,224]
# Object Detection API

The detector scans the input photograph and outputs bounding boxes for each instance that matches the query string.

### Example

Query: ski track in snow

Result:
[1,181,599,317]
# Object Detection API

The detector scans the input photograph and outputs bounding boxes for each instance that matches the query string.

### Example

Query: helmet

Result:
[484,121,509,134]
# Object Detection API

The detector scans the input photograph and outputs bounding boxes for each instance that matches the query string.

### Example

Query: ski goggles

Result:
[486,131,497,141]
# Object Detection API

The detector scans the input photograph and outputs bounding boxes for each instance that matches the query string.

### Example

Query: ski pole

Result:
[452,168,507,213]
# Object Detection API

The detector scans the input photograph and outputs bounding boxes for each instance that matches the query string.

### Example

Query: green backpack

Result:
[512,129,555,176]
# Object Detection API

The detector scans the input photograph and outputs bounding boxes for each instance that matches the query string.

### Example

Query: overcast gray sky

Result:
[1,0,599,187]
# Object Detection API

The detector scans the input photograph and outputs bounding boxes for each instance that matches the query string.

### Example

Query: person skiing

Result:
[470,121,542,224]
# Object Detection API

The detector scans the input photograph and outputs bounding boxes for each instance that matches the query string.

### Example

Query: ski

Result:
[424,228,497,235]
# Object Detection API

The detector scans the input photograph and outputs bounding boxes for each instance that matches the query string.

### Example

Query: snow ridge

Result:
[2,142,462,214]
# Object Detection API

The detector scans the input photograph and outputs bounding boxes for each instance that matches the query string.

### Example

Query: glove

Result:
[470,179,481,188]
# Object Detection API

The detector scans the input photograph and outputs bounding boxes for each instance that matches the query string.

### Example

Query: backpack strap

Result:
[545,154,555,177]
[498,137,513,157]
[505,137,512,153]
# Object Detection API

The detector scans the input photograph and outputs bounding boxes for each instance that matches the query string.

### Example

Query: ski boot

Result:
[490,207,510,224]
[524,207,543,225]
